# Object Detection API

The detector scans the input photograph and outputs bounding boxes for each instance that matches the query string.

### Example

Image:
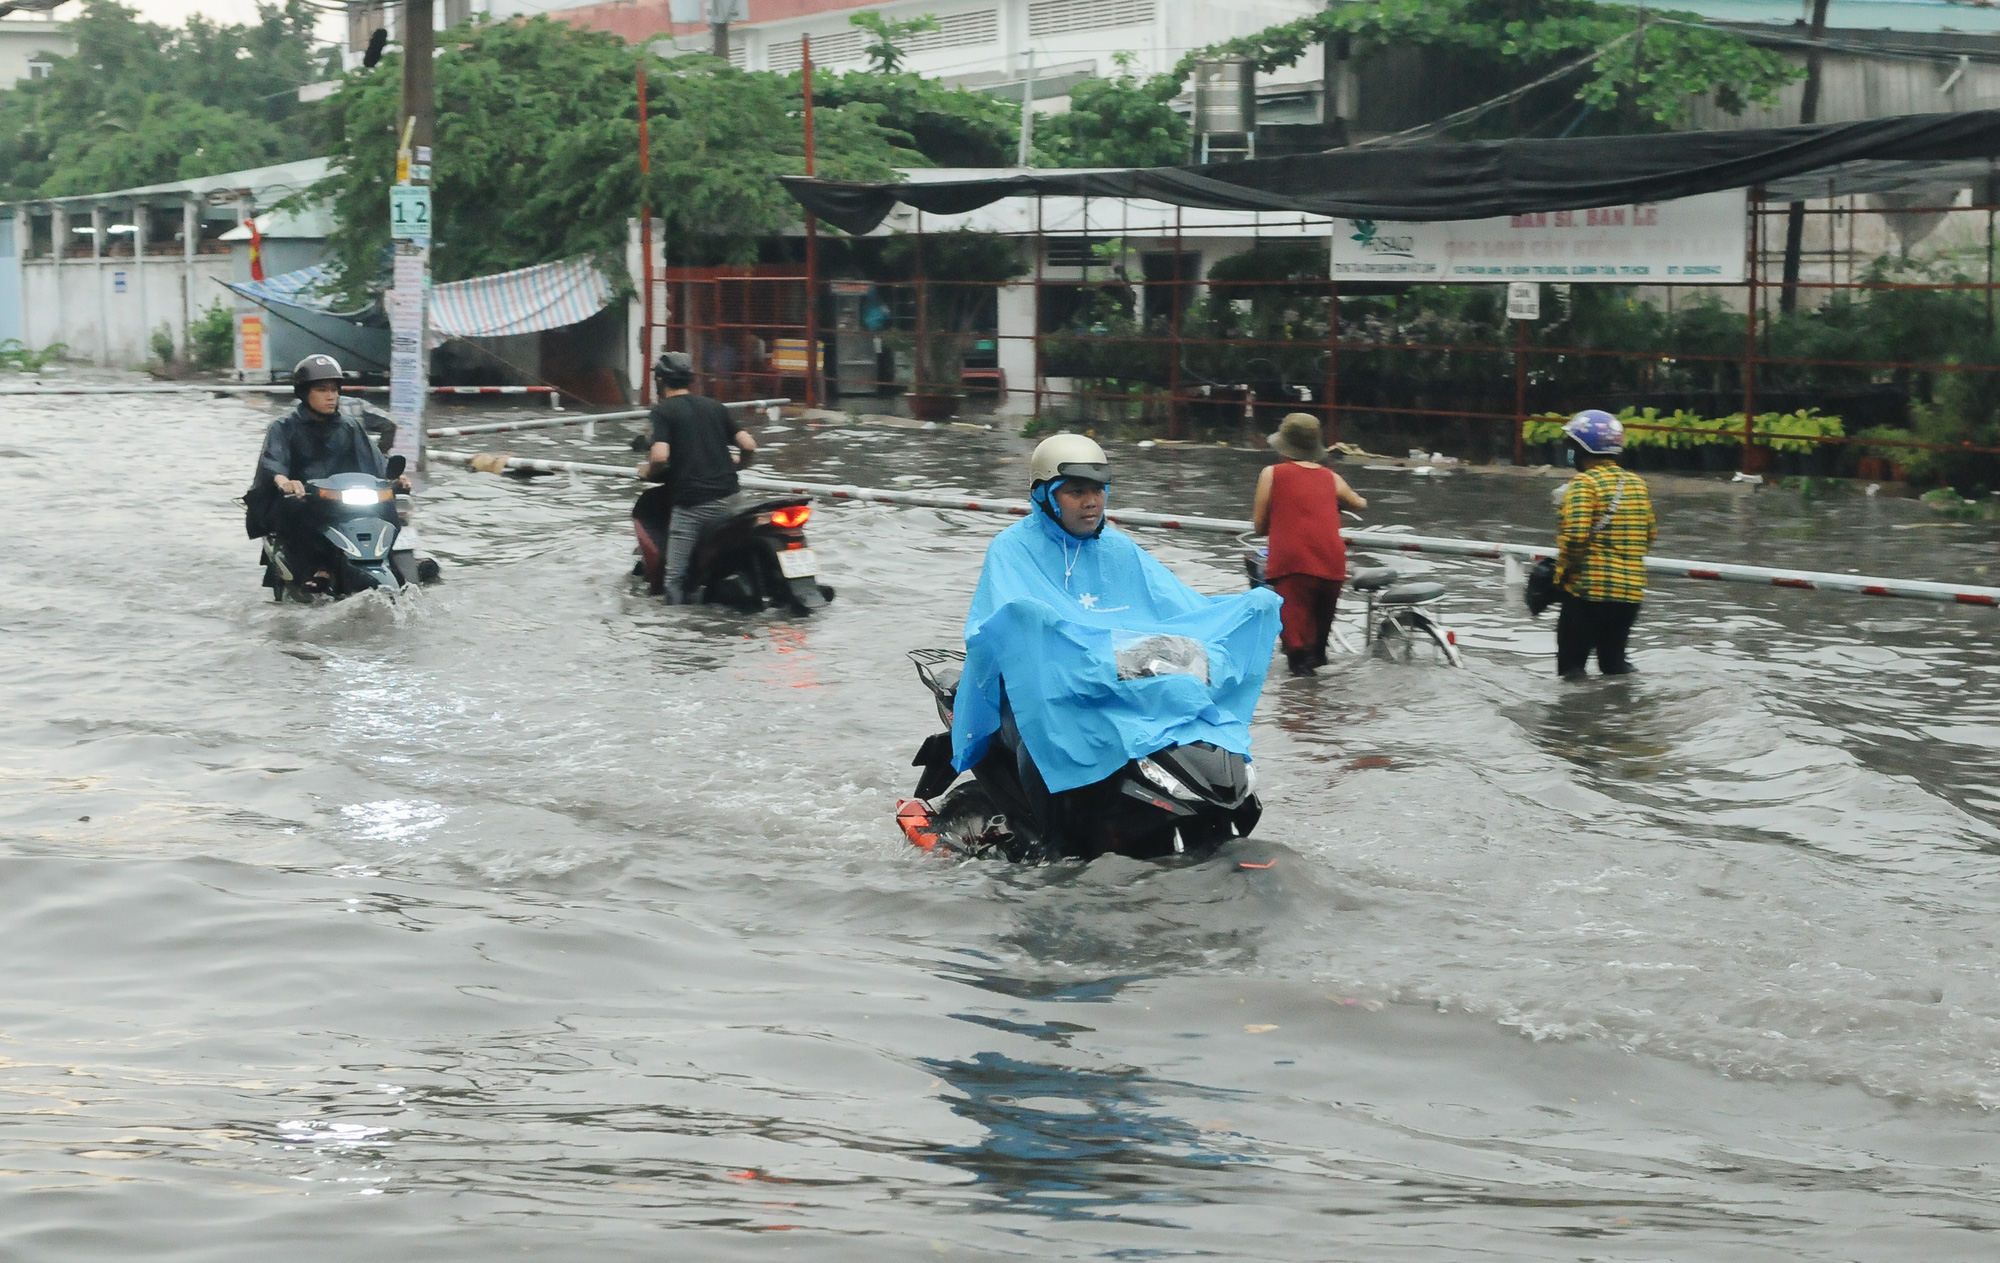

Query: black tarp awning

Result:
[781,110,2000,236]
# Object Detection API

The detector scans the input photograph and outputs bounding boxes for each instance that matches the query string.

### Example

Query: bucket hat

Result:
[1267,412,1327,462]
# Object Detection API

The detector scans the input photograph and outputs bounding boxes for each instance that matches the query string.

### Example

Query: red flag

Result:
[247,216,265,282]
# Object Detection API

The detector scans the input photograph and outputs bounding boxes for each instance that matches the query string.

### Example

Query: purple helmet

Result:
[1563,409,1624,455]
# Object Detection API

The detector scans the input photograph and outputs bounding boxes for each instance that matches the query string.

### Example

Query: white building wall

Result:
[628,0,1326,98]
[0,19,74,88]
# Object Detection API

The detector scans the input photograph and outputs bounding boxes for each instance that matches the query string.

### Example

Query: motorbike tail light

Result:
[1447,631,1457,645]
[768,505,812,529]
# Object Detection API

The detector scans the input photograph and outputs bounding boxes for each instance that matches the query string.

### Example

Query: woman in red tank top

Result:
[1253,413,1367,675]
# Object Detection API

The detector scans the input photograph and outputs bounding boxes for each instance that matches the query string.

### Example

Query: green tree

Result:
[1036,55,1189,167]
[41,97,291,195]
[309,19,924,304]
[849,11,942,75]
[812,67,1020,167]
[876,230,1026,390]
[0,1,335,199]
[1175,0,1799,131]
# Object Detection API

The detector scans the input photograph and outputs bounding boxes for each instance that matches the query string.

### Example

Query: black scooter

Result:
[898,648,1262,863]
[632,485,835,614]
[261,455,436,600]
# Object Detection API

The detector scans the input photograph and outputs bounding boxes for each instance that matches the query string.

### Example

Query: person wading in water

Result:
[1252,413,1367,676]
[1553,409,1657,678]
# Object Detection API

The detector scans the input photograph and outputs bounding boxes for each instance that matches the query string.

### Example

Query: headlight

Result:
[1243,761,1257,795]
[1138,757,1200,802]
[339,488,380,506]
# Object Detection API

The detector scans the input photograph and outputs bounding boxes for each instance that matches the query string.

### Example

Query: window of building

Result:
[768,28,864,74]
[1045,236,1119,268]
[26,58,52,80]
[1028,0,1156,38]
[902,9,999,54]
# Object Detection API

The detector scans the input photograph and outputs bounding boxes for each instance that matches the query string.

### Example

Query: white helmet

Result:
[1029,434,1111,490]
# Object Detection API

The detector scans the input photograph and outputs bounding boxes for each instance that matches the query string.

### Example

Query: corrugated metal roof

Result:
[2,157,334,210]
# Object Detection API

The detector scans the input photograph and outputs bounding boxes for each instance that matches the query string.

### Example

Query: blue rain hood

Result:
[952,500,1282,794]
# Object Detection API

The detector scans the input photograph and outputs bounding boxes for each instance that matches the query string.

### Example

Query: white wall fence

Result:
[18,254,233,368]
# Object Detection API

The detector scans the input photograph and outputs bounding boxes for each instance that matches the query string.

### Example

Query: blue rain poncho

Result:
[952,490,1282,793]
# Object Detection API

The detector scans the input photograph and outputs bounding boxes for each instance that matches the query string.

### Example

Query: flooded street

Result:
[4,392,2000,1261]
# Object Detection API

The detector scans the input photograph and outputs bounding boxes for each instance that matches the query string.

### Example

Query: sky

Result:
[8,0,347,40]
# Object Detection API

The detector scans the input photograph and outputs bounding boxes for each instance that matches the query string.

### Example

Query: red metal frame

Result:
[696,175,2000,473]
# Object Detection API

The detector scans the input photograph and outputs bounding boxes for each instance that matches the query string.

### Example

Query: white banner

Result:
[1330,190,1747,284]
[387,246,428,473]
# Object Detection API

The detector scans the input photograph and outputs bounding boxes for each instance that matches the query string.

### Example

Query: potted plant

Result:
[876,230,1026,420]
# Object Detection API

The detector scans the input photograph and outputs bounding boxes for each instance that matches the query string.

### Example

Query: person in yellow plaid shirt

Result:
[1554,409,1656,678]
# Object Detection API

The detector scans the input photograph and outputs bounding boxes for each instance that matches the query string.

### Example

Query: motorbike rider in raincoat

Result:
[954,435,1281,854]
[244,354,410,593]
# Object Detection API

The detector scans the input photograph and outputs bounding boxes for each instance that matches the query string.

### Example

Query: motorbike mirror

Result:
[386,455,407,481]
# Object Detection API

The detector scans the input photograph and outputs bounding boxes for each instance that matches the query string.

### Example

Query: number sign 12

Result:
[390,186,432,241]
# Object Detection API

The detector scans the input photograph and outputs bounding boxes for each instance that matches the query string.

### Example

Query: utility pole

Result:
[391,0,435,476]
[803,34,820,409]
[1780,0,1830,314]
[401,0,434,159]
[638,59,655,405]
[1016,49,1035,167]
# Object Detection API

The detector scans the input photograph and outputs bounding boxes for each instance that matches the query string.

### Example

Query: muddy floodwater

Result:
[4,392,2000,1261]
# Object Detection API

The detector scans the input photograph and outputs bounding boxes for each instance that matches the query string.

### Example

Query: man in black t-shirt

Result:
[638,352,759,604]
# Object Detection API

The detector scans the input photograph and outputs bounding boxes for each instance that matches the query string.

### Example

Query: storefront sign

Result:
[1330,190,1746,284]
[239,314,264,371]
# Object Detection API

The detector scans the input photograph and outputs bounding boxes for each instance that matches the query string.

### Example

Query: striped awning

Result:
[428,257,615,340]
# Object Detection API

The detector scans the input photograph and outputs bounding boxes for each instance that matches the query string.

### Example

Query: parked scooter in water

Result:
[261,455,438,600]
[632,486,836,614]
[897,648,1262,862]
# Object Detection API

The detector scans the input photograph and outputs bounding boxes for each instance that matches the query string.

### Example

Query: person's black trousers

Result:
[1555,596,1641,677]
[266,496,338,574]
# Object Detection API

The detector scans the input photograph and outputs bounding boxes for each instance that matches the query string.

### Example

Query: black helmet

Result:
[652,351,693,390]
[292,354,345,403]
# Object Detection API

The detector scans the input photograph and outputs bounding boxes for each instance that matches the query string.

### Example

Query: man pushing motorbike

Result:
[950,435,1281,857]
[637,351,759,605]
[244,354,409,594]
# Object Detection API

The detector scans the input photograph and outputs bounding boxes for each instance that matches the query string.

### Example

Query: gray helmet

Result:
[292,353,344,402]
[653,351,694,389]
[1029,434,1111,490]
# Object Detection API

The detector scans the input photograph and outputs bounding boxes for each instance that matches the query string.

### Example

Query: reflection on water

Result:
[921,1050,1242,1221]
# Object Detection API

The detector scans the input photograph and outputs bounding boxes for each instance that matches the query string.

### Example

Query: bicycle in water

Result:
[1240,522,1463,667]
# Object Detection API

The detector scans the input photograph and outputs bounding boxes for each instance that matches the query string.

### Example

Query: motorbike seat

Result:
[1377,581,1445,605]
[711,489,809,519]
[1347,566,1400,592]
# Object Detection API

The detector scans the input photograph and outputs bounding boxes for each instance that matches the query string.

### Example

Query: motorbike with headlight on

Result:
[896,641,1262,863]
[261,455,432,600]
